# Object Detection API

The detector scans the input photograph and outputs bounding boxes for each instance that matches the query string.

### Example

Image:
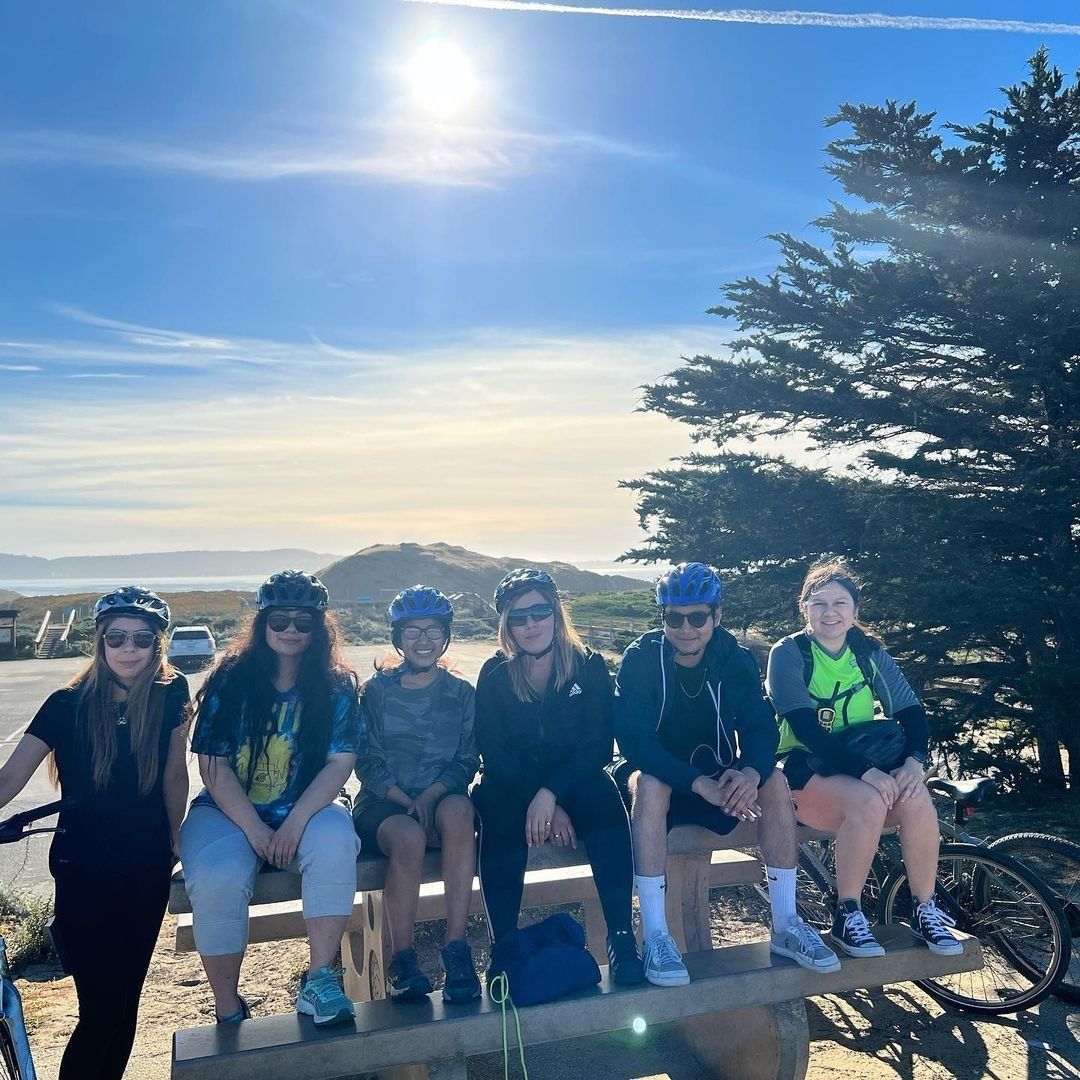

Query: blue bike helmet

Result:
[389,585,454,628]
[94,586,170,631]
[655,562,722,608]
[256,570,329,611]
[494,568,558,614]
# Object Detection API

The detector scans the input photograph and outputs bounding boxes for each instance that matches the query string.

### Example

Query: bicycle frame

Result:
[0,940,35,1080]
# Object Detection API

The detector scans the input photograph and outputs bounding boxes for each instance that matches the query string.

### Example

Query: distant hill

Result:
[318,542,646,603]
[0,590,21,605]
[0,549,340,580]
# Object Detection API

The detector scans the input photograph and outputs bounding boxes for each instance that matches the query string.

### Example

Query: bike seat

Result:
[926,776,996,806]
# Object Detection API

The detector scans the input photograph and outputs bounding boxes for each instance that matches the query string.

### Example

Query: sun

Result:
[405,38,477,119]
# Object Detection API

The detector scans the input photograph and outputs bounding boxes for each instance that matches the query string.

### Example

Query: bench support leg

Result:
[342,889,391,1003]
[676,1000,809,1080]
[665,851,712,953]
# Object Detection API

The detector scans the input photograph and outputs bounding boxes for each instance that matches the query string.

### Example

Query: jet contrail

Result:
[403,0,1080,36]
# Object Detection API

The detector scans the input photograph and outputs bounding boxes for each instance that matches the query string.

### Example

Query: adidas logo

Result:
[569,683,583,697]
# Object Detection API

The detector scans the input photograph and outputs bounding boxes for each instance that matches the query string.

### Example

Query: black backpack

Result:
[793,628,878,729]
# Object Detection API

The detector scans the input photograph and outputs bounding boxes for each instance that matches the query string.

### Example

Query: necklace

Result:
[113,702,128,727]
[676,664,708,699]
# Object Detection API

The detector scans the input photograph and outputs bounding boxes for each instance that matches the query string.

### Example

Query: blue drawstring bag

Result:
[488,913,602,1006]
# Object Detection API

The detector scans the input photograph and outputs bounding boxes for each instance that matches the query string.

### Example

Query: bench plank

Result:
[173,927,980,1080]
[173,850,761,952]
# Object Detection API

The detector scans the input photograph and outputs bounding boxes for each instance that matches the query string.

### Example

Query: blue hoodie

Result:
[613,625,778,794]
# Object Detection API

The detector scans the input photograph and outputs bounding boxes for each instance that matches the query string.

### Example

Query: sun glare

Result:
[405,38,477,118]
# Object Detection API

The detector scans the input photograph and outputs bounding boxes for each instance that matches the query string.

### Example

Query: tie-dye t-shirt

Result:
[191,679,363,826]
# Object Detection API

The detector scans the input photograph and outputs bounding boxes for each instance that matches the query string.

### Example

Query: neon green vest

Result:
[777,638,878,755]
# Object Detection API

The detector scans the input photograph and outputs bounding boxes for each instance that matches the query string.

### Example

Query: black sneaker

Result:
[387,948,433,1001]
[914,896,963,956]
[830,899,886,958]
[441,939,481,1003]
[607,929,646,985]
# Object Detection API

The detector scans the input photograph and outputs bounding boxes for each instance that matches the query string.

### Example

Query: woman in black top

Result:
[0,586,190,1080]
[472,569,644,984]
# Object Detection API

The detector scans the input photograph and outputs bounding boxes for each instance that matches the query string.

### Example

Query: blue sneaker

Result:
[296,966,355,1026]
[215,994,250,1024]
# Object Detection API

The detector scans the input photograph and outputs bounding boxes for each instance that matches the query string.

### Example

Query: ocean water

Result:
[2,565,660,598]
[0,576,268,597]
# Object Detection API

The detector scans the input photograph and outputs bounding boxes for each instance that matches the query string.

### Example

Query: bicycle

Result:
[792,775,1071,1015]
[0,800,65,1080]
[983,825,1080,1004]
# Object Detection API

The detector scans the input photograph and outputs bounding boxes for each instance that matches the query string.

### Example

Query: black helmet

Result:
[93,586,170,631]
[256,570,329,611]
[494,568,557,614]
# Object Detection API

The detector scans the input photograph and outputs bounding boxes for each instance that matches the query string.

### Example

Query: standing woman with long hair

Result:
[0,586,189,1079]
[180,570,363,1027]
[472,569,644,984]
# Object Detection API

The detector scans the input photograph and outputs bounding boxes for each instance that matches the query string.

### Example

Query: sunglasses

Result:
[103,628,157,650]
[663,610,714,629]
[267,612,316,634]
[401,625,447,643]
[507,603,555,628]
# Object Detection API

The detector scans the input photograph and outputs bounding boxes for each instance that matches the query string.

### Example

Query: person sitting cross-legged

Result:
[613,562,840,987]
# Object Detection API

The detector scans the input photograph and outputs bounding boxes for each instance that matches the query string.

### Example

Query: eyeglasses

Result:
[507,603,555,629]
[267,612,316,634]
[401,625,447,643]
[103,629,157,650]
[662,610,713,629]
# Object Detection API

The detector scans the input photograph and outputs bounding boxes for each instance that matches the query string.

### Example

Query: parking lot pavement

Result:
[0,641,499,894]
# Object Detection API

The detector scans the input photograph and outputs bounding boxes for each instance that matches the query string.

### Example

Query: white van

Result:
[167,625,216,672]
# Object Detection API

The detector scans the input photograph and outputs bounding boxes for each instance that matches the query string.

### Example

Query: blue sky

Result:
[3,1,1079,562]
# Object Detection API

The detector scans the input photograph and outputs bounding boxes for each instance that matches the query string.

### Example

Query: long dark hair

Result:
[194,608,353,795]
[63,618,178,795]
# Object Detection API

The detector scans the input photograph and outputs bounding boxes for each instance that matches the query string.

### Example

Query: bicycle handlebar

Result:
[0,801,64,845]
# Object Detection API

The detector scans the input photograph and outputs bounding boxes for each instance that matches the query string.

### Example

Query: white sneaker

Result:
[642,931,690,986]
[770,916,841,973]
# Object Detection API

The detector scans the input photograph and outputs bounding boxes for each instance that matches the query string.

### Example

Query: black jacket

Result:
[613,626,778,794]
[475,649,614,801]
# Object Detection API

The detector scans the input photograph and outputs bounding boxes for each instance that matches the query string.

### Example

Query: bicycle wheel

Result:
[794,840,836,931]
[0,1021,24,1080]
[988,832,1080,1004]
[877,843,1071,1014]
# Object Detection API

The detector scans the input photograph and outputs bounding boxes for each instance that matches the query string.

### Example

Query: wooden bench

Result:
[172,926,982,1080]
[169,824,764,1000]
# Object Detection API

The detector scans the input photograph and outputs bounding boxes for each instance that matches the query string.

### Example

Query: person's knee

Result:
[849,783,889,827]
[436,795,476,837]
[383,815,427,860]
[895,785,936,826]
[632,773,671,817]
[757,769,791,809]
[187,856,253,908]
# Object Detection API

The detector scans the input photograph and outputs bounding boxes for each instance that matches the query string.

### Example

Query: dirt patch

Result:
[19,889,1080,1080]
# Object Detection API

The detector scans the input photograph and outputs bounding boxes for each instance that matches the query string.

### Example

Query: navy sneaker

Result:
[387,948,433,1001]
[441,939,482,1003]
[914,896,964,956]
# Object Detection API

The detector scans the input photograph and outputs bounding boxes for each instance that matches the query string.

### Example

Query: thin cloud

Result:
[403,0,1080,35]
[0,122,657,188]
[0,364,41,372]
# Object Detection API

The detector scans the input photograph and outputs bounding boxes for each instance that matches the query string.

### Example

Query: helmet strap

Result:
[522,638,556,661]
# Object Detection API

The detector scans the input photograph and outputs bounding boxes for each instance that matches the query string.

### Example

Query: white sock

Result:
[635,874,669,940]
[765,865,797,932]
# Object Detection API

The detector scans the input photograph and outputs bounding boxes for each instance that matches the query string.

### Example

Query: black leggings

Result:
[52,859,170,1080]
[473,770,634,942]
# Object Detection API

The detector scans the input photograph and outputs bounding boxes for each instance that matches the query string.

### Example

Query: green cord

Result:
[489,973,529,1080]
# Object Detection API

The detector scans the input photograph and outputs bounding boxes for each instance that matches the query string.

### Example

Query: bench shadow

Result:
[806,985,1080,1080]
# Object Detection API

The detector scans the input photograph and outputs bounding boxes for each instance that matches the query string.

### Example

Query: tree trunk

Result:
[1035,733,1067,790]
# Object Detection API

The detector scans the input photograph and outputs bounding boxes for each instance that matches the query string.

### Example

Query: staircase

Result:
[36,626,67,659]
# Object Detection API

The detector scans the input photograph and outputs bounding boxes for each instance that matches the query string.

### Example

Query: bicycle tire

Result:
[878,844,1070,1013]
[0,1021,24,1080]
[987,832,1080,1004]
[793,840,836,931]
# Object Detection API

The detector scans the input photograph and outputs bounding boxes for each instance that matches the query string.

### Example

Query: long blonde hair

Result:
[498,588,586,703]
[58,619,178,795]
